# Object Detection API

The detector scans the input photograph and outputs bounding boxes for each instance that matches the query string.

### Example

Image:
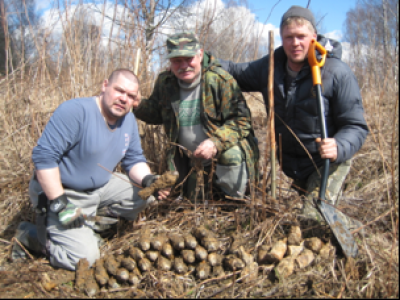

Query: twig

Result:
[268,30,276,199]
[351,207,394,234]
[0,238,11,244]
[102,286,135,293]
[11,237,34,260]
[208,273,250,298]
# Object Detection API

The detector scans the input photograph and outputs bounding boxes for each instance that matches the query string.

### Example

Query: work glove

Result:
[140,174,161,205]
[141,174,159,188]
[49,194,85,229]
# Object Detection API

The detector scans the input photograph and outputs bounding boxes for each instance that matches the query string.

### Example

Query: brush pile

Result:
[74,224,337,296]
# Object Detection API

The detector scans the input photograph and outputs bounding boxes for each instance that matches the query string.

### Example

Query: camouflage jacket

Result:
[134,52,259,188]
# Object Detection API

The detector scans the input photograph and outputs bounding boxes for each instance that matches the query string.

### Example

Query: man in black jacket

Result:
[220,6,368,223]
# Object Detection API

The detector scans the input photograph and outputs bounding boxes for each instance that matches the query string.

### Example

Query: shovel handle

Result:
[308,39,327,85]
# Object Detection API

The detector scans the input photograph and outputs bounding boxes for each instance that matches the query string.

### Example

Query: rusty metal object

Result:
[138,171,179,200]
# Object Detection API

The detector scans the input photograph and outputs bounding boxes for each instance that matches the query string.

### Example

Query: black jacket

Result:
[220,35,369,180]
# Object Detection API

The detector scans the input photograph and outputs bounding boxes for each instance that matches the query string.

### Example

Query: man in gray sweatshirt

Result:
[12,69,168,270]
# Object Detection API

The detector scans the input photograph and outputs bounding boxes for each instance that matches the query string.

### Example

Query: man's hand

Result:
[156,188,170,200]
[193,139,217,160]
[316,137,337,162]
[49,194,85,229]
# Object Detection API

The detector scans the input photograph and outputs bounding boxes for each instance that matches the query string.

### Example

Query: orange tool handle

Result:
[308,39,327,86]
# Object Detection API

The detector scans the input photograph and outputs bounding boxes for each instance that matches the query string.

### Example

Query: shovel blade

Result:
[317,200,358,258]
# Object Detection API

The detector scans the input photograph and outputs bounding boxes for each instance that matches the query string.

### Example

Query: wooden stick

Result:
[0,238,11,244]
[268,30,276,199]
[134,48,141,76]
[11,237,34,260]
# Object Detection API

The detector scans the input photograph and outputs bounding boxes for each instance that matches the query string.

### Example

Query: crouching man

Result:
[134,32,259,200]
[12,69,168,270]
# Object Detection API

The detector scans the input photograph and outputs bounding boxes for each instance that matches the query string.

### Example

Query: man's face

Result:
[281,23,317,72]
[170,49,203,83]
[101,74,139,124]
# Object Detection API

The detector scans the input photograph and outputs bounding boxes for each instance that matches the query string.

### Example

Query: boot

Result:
[11,221,47,260]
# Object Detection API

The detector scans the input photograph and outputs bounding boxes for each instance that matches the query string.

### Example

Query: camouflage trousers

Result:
[292,160,351,223]
[180,145,247,201]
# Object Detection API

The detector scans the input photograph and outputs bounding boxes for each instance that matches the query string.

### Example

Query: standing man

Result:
[220,6,368,224]
[134,32,259,201]
[12,69,168,270]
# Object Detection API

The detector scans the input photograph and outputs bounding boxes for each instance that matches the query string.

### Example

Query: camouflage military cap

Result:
[166,32,201,59]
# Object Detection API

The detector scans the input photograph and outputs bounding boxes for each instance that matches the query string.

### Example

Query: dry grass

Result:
[0,1,398,298]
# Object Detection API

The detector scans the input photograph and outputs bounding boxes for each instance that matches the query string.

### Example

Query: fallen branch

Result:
[351,207,394,234]
[10,237,34,260]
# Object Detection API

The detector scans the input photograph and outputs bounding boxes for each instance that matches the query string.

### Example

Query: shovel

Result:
[308,39,358,258]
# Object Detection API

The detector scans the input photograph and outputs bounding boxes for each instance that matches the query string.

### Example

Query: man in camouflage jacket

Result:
[134,32,259,200]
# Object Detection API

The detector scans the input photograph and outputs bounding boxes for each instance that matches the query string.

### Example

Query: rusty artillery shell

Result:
[295,249,315,269]
[94,259,109,286]
[128,274,140,285]
[128,268,142,285]
[187,264,196,273]
[75,258,90,290]
[202,237,220,252]
[139,235,151,251]
[287,226,302,246]
[182,250,196,264]
[156,255,172,272]
[146,250,159,262]
[108,277,120,289]
[85,276,99,297]
[104,255,120,277]
[129,246,145,262]
[229,236,245,255]
[262,238,287,264]
[241,261,259,283]
[286,244,304,258]
[193,226,213,241]
[169,234,185,251]
[224,254,245,271]
[238,246,254,266]
[121,257,137,271]
[151,234,168,251]
[138,257,152,272]
[212,265,225,278]
[161,242,174,259]
[319,242,336,260]
[173,257,188,274]
[138,171,179,200]
[257,245,271,265]
[184,234,198,250]
[115,254,124,263]
[116,268,129,282]
[275,257,295,279]
[196,261,211,280]
[208,252,223,267]
[304,237,323,254]
[195,245,208,261]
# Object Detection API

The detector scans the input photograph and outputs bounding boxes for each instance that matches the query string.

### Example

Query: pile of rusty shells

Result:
[77,225,256,293]
[76,225,336,294]
[257,225,336,279]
